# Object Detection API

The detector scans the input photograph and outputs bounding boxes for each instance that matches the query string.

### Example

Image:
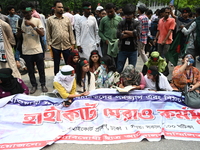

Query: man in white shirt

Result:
[75,1,100,60]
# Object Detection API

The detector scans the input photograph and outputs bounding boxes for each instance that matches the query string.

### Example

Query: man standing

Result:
[17,1,48,94]
[99,3,122,61]
[95,5,103,21]
[116,4,140,73]
[137,4,149,63]
[75,1,100,60]
[7,6,20,36]
[154,7,175,58]
[46,0,75,75]
[0,19,21,79]
[7,6,21,68]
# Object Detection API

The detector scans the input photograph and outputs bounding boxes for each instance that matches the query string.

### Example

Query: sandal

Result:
[63,99,73,107]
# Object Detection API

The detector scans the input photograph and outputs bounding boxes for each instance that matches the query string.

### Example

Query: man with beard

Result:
[99,3,122,62]
[116,4,140,73]
[17,1,48,94]
[75,1,100,60]
[46,0,75,75]
[154,7,175,59]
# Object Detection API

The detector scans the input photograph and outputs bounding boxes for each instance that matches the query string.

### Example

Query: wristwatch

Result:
[33,27,38,30]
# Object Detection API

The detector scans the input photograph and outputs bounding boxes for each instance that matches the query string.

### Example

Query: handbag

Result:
[183,84,200,109]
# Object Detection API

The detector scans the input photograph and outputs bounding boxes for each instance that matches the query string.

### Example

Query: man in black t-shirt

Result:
[116,4,140,73]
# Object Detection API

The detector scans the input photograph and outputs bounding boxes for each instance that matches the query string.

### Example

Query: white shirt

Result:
[144,73,173,91]
[75,15,100,59]
[74,13,81,27]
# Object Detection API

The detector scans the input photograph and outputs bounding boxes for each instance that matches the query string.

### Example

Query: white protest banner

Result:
[0,89,200,149]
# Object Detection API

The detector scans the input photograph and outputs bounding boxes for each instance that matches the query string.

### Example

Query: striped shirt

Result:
[138,14,149,44]
[46,15,75,50]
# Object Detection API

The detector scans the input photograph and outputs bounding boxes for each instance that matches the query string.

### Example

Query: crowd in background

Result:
[0,0,200,106]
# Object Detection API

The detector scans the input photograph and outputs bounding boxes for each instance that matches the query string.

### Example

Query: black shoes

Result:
[30,86,48,94]
[19,69,28,75]
[41,85,48,92]
[30,86,37,94]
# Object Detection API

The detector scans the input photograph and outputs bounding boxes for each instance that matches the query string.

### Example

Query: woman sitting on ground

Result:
[94,55,120,88]
[89,50,101,73]
[0,68,29,98]
[171,53,200,92]
[67,50,80,72]
[53,65,89,106]
[142,51,169,76]
[76,58,95,94]
[144,65,173,91]
[119,64,146,90]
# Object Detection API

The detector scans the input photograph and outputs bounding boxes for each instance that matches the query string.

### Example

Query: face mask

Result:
[101,65,106,71]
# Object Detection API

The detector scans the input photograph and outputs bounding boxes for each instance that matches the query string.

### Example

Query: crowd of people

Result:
[0,1,200,106]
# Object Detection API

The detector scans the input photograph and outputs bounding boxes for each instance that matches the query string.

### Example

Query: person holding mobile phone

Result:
[171,53,200,92]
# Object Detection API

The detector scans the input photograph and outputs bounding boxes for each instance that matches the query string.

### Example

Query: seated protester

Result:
[144,66,173,91]
[142,51,169,76]
[89,50,101,73]
[0,68,29,98]
[76,58,95,93]
[53,65,89,107]
[67,50,80,72]
[94,55,120,88]
[171,53,200,92]
[119,64,146,89]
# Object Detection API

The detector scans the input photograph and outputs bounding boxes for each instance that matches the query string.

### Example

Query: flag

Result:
[166,31,189,66]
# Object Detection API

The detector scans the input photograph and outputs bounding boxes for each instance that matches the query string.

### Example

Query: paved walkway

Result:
[21,51,178,96]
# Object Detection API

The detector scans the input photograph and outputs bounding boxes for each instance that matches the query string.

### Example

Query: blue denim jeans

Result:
[117,50,138,73]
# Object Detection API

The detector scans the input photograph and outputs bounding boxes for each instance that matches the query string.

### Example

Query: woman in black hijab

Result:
[0,68,29,98]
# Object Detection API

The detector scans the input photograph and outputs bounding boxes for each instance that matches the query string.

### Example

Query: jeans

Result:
[15,49,20,61]
[117,50,138,73]
[52,47,70,75]
[23,53,46,87]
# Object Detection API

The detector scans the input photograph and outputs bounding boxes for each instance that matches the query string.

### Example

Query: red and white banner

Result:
[0,89,200,149]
